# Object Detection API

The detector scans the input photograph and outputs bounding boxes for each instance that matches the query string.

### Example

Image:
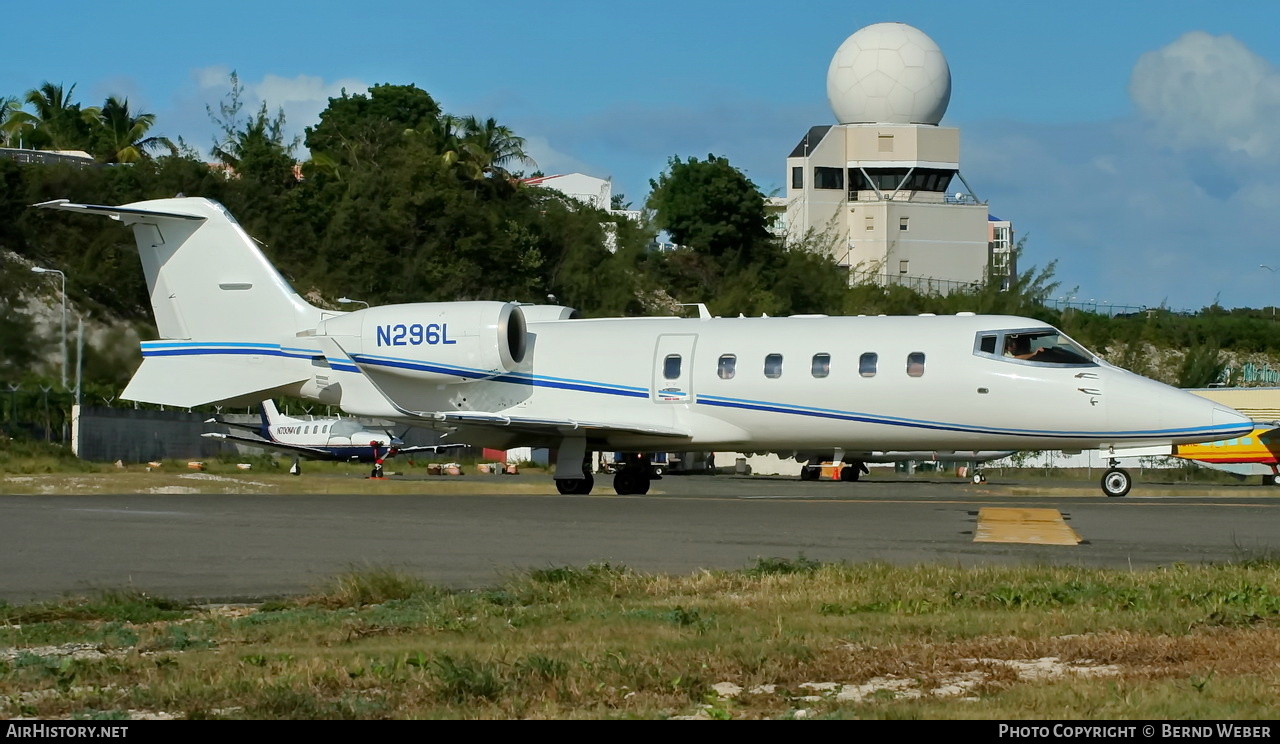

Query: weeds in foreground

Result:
[0,559,1277,719]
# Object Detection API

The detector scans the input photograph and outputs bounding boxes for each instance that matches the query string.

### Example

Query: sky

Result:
[7,0,1280,312]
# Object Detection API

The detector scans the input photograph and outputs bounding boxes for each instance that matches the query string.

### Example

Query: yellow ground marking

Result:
[974,507,1082,545]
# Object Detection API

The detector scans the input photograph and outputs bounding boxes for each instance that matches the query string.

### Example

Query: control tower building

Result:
[779,22,1013,291]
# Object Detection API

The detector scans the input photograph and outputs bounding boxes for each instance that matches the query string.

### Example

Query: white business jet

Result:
[202,399,464,475]
[37,197,1253,498]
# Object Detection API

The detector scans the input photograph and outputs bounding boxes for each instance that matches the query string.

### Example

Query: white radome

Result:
[826,22,952,125]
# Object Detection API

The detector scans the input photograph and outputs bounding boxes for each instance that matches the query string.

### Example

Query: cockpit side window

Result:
[975,328,1097,367]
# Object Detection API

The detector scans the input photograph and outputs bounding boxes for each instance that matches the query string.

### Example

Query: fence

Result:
[71,406,224,462]
[0,385,75,443]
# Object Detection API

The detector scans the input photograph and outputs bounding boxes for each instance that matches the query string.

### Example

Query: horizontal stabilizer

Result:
[124,356,309,408]
[35,199,206,222]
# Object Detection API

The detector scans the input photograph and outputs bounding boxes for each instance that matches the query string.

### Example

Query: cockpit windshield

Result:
[974,328,1097,367]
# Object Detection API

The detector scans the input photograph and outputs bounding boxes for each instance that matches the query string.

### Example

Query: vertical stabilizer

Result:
[36,198,321,340]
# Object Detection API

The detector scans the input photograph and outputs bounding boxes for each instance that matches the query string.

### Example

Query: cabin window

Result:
[322,425,329,434]
[811,353,831,378]
[717,354,736,380]
[907,352,925,377]
[978,334,997,355]
[859,352,878,378]
[663,354,682,380]
[764,353,784,379]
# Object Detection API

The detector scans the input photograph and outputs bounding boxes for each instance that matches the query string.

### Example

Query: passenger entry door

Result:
[652,334,697,403]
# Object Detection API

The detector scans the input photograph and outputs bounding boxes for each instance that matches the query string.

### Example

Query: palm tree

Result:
[94,96,175,163]
[0,96,24,146]
[22,82,99,151]
[460,115,536,178]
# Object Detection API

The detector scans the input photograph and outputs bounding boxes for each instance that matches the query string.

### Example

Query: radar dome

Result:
[826,22,951,125]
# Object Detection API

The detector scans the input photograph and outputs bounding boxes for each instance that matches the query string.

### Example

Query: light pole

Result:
[1259,265,1277,319]
[337,296,369,309]
[31,266,66,390]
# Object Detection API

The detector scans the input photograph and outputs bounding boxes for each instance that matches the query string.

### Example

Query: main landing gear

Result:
[550,453,655,494]
[612,452,654,495]
[556,471,594,495]
[1101,459,1132,497]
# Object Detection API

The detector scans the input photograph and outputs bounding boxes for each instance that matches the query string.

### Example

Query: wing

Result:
[201,432,338,460]
[339,346,690,439]
[423,410,688,438]
[394,443,469,455]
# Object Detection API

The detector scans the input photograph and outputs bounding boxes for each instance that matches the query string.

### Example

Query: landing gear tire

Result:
[839,464,861,482]
[613,469,651,495]
[556,474,595,495]
[799,466,819,481]
[971,473,986,484]
[1101,468,1131,498]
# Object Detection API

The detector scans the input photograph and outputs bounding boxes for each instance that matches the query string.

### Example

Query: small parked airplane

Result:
[1171,427,1280,486]
[38,197,1254,497]
[202,399,464,475]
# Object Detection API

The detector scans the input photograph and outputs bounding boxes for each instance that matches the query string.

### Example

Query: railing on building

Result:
[854,272,982,296]
[0,148,96,168]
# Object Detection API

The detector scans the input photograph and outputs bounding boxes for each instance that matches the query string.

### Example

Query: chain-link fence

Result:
[0,384,75,443]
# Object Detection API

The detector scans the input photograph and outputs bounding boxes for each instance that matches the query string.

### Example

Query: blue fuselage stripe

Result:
[143,346,1247,442]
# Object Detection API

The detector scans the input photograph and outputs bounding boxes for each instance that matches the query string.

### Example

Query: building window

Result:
[717,354,736,380]
[764,353,783,378]
[878,135,894,153]
[791,167,803,190]
[811,353,831,378]
[814,167,844,190]
[907,352,925,377]
[899,260,910,274]
[865,216,874,232]
[663,354,682,380]
[859,352,877,378]
[899,217,909,232]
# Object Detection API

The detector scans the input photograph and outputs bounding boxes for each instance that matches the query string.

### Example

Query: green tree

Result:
[305,83,442,171]
[93,96,175,163]
[647,154,772,264]
[460,115,535,178]
[17,82,99,151]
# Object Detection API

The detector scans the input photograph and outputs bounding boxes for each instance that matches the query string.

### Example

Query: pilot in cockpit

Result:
[1004,335,1042,360]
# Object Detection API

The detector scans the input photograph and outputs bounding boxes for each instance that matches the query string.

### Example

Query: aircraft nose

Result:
[1212,404,1253,435]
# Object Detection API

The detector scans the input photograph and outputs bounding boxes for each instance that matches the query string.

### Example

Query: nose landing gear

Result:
[1101,459,1131,497]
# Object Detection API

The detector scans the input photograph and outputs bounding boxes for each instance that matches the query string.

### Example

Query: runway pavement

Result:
[2,474,1277,602]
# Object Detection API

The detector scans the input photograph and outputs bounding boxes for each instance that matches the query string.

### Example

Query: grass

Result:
[1,559,1277,719]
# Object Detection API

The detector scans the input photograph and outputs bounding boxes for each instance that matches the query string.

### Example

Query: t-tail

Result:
[36,198,325,407]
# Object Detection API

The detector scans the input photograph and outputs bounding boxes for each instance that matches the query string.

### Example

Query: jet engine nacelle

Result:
[317,301,526,384]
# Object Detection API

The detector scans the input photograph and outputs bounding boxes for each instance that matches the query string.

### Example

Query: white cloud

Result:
[1129,31,1280,161]
[189,67,368,153]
